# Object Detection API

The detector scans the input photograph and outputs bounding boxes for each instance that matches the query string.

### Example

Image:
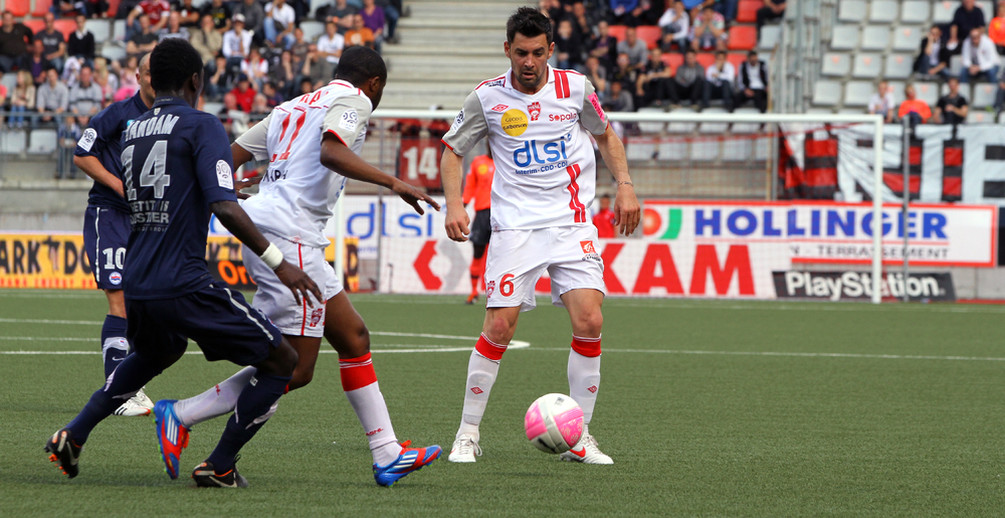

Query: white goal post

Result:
[356,109,886,303]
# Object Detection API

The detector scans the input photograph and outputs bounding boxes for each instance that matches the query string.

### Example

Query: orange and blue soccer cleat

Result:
[45,428,82,478]
[153,399,190,479]
[372,440,442,487]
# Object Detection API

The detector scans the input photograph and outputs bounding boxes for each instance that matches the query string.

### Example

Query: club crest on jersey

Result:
[491,104,508,112]
[486,280,496,298]
[501,109,528,136]
[580,240,601,262]
[309,308,323,327]
[527,102,541,121]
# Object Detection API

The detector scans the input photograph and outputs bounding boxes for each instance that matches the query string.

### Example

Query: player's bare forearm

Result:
[231,142,255,170]
[440,148,470,242]
[74,155,125,198]
[594,126,641,236]
[320,134,440,214]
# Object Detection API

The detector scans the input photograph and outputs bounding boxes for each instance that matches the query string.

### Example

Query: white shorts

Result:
[484,225,606,312]
[243,232,342,338]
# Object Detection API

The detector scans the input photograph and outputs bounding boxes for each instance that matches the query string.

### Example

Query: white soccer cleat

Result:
[114,388,154,417]
[560,432,613,465]
[448,434,482,463]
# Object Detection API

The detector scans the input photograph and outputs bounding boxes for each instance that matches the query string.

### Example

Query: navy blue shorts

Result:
[82,205,131,290]
[470,209,492,247]
[126,282,283,366]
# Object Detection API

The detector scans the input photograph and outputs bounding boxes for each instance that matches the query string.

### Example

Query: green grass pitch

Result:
[2,288,1005,516]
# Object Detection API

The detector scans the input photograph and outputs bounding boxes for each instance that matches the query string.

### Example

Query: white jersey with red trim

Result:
[442,66,609,230]
[237,79,371,248]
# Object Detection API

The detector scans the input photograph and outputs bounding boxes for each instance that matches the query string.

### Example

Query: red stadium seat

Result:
[53,18,75,39]
[695,52,715,69]
[608,24,627,42]
[727,52,746,69]
[727,25,757,50]
[23,18,45,34]
[736,0,763,23]
[660,52,684,71]
[5,0,31,17]
[32,0,53,17]
[636,25,662,49]
[105,0,122,18]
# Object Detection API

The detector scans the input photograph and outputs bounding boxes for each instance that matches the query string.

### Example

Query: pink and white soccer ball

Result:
[524,393,584,454]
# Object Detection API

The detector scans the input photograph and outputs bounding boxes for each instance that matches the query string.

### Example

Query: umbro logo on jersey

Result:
[491,104,508,112]
[527,102,541,121]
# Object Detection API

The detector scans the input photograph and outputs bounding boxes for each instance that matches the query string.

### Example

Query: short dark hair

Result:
[150,38,203,93]
[506,7,552,45]
[333,46,387,85]
[747,50,758,57]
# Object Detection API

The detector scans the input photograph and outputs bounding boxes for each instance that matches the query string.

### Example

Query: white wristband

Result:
[259,242,283,270]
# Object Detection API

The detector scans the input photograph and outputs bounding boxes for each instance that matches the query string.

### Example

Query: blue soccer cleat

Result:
[373,440,441,487]
[153,399,189,479]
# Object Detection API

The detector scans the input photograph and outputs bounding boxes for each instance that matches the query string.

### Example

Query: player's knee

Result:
[288,367,314,390]
[573,310,603,337]
[484,316,515,344]
[266,340,299,377]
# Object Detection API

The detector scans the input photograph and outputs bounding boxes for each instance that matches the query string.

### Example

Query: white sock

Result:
[568,349,601,426]
[344,381,400,466]
[173,366,256,427]
[457,346,503,442]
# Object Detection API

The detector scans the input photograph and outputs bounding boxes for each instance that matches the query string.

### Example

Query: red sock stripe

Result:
[571,335,601,357]
[475,334,507,361]
[339,352,377,391]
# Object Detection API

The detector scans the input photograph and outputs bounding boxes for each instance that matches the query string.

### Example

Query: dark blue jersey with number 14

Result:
[121,96,237,300]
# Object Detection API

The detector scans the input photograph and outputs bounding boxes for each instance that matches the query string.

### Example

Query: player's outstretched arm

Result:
[319,133,440,215]
[594,125,641,236]
[210,200,323,306]
[440,148,470,242]
[74,155,125,198]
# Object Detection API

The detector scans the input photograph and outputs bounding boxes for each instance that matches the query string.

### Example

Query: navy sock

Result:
[206,372,291,473]
[66,353,164,444]
[100,315,130,378]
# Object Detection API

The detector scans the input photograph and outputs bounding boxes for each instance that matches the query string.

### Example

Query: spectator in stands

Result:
[219,91,249,138]
[570,1,597,43]
[113,55,139,101]
[344,13,376,50]
[58,115,82,178]
[608,51,638,94]
[375,0,401,44]
[234,0,266,41]
[36,13,68,72]
[317,0,359,34]
[897,84,932,124]
[609,0,639,25]
[756,0,785,38]
[914,25,951,79]
[289,25,311,70]
[222,14,253,73]
[669,48,703,106]
[241,46,269,90]
[176,0,202,27]
[589,20,619,70]
[126,14,160,59]
[736,49,768,112]
[191,14,223,74]
[315,20,345,80]
[555,18,586,70]
[717,0,739,23]
[0,11,33,74]
[230,72,256,112]
[949,0,986,54]
[635,47,671,107]
[266,50,294,98]
[867,80,895,123]
[592,194,616,238]
[80,0,109,18]
[990,1,1005,52]
[93,56,117,103]
[702,49,734,111]
[262,80,283,106]
[68,64,103,126]
[206,55,234,99]
[617,26,649,71]
[250,92,270,115]
[934,76,969,124]
[658,0,690,53]
[9,69,34,129]
[20,40,51,86]
[67,14,95,64]
[126,0,170,42]
[961,27,999,82]
[201,0,233,33]
[264,0,296,49]
[691,5,726,52]
[360,0,387,50]
[606,77,634,112]
[584,55,607,99]
[159,11,190,41]
[36,66,69,127]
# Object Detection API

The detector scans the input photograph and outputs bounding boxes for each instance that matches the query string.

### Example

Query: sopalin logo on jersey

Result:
[641,200,996,267]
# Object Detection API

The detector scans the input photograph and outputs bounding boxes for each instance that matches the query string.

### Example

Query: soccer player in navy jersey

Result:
[45,38,322,488]
[74,53,157,417]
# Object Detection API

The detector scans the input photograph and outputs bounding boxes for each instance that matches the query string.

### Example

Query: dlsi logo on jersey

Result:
[513,133,572,169]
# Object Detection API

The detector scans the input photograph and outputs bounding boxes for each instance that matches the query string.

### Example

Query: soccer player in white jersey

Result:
[152,46,443,487]
[440,7,641,465]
